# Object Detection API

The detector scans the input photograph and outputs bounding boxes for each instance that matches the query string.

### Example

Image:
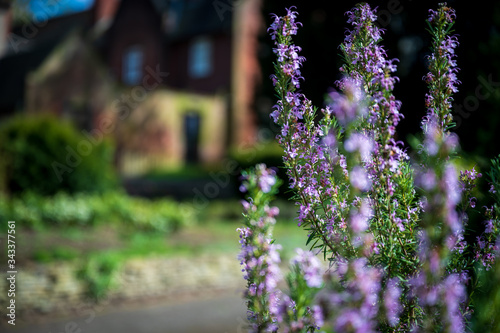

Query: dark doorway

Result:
[184,112,201,163]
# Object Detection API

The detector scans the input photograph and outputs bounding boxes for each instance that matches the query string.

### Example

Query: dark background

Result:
[256,0,500,162]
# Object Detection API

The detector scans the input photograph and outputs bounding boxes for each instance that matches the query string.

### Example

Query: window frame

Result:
[188,36,213,79]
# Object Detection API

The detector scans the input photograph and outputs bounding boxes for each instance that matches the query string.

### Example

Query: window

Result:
[122,45,143,85]
[188,37,212,78]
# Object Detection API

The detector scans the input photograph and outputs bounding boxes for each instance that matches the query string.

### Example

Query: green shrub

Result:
[229,140,284,170]
[0,191,196,232]
[144,164,215,181]
[42,192,95,226]
[471,260,500,331]
[9,192,44,229]
[0,114,117,196]
[103,193,196,233]
[229,141,290,197]
[77,253,122,300]
[0,195,10,233]
[33,246,80,262]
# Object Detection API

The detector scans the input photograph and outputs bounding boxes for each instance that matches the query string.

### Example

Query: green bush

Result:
[229,141,290,197]
[471,260,500,331]
[229,140,284,170]
[77,253,122,300]
[33,246,80,262]
[0,114,117,196]
[0,191,196,232]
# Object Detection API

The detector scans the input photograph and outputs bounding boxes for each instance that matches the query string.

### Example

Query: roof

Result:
[164,0,232,41]
[0,10,93,113]
[6,9,93,56]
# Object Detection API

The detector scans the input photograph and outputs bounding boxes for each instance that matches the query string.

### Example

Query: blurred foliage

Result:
[470,260,500,331]
[77,252,122,301]
[0,191,196,233]
[467,154,500,330]
[229,141,291,197]
[229,141,283,167]
[33,246,80,262]
[144,164,216,181]
[488,154,500,216]
[0,114,117,196]
[200,199,247,221]
[200,198,297,223]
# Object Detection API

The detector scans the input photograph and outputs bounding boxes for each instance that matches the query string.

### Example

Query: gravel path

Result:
[3,291,248,333]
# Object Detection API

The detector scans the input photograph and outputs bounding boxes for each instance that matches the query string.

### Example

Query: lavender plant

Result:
[238,2,500,332]
[338,3,421,284]
[238,165,283,332]
[238,165,321,332]
[470,156,500,331]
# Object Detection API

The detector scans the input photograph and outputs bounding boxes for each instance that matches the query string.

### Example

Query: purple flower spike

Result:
[423,3,460,131]
[350,166,372,192]
[328,80,367,127]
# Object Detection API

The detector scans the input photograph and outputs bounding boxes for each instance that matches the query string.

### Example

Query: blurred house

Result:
[0,0,261,175]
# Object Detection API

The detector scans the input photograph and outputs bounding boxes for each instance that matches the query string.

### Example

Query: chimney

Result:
[91,0,120,35]
[93,0,120,24]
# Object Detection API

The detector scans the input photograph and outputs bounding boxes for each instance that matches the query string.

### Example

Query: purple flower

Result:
[329,258,381,332]
[253,164,277,193]
[485,220,494,234]
[335,308,374,333]
[417,169,437,191]
[291,248,323,288]
[344,133,375,162]
[328,80,366,126]
[422,4,460,131]
[312,305,324,329]
[238,166,284,331]
[384,278,402,326]
[428,5,456,24]
[443,164,462,232]
[443,274,466,332]
[422,115,441,155]
[350,199,373,233]
[350,166,372,192]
